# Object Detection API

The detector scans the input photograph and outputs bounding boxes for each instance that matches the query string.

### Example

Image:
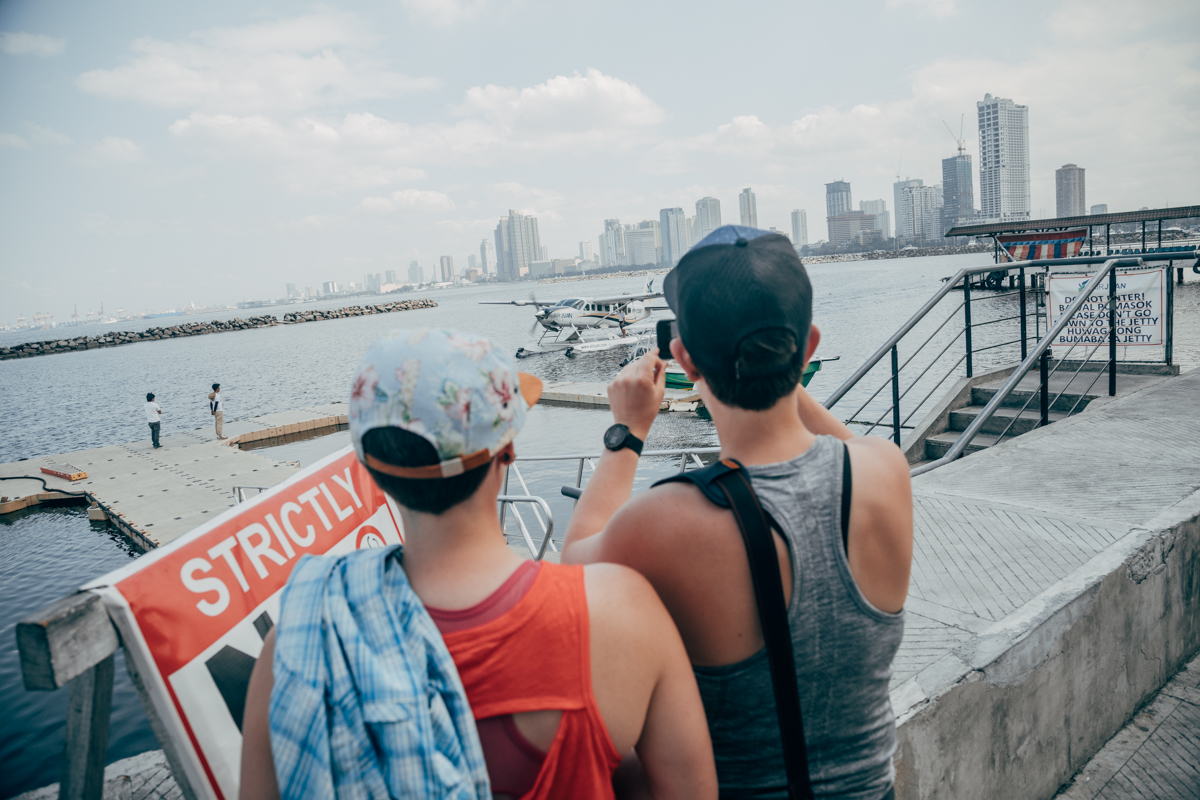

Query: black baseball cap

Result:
[664,225,812,382]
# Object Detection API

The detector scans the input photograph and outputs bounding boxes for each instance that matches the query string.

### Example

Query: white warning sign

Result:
[1047,268,1165,348]
[84,446,403,800]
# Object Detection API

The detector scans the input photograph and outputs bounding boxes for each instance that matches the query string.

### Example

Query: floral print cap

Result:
[349,329,542,476]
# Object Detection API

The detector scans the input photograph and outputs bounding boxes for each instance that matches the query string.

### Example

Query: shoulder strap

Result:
[841,443,852,557]
[710,461,814,800]
[651,459,738,508]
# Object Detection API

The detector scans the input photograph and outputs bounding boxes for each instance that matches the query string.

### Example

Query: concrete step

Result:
[949,405,1068,436]
[924,431,1006,460]
[972,384,1096,414]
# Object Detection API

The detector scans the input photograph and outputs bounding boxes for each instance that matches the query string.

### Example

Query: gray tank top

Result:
[693,435,904,799]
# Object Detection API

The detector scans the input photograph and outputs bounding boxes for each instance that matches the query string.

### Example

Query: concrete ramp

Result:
[891,368,1200,799]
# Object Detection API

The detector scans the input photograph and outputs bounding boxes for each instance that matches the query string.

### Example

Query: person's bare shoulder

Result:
[846,436,912,513]
[597,481,720,565]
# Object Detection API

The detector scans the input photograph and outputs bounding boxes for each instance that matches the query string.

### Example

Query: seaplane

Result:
[480,279,665,358]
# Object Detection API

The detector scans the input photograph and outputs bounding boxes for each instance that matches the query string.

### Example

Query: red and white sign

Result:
[84,446,403,800]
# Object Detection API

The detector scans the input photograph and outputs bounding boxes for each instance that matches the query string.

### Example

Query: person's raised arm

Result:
[562,354,664,565]
[795,383,854,441]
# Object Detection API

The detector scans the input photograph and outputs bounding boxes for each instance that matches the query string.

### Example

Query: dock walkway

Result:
[6,369,1200,799]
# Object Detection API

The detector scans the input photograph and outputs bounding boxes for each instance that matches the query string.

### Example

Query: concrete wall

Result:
[893,497,1200,799]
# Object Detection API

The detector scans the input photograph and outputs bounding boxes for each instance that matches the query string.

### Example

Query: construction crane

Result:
[942,114,966,156]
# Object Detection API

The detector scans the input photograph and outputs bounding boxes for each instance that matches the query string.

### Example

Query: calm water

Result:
[2,255,1195,796]
[1,254,1007,464]
[0,507,156,799]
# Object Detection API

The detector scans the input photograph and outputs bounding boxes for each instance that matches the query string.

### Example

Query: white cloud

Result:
[26,123,72,145]
[399,0,489,26]
[76,12,438,114]
[0,31,65,57]
[94,137,143,161]
[884,0,956,17]
[360,189,456,213]
[0,133,30,148]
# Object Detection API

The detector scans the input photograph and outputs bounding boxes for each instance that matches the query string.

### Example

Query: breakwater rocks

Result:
[280,298,436,323]
[0,299,437,360]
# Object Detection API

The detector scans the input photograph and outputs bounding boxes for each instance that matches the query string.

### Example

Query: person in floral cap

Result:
[240,329,716,800]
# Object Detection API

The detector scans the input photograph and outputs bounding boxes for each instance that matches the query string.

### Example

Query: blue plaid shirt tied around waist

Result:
[269,545,490,799]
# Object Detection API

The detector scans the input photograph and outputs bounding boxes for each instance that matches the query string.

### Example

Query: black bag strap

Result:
[711,461,813,800]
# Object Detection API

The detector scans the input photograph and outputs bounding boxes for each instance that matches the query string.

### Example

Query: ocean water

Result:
[0,507,156,799]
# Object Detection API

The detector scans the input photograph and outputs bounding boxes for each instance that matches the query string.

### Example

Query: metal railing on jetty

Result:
[822,251,1193,475]
[500,447,721,559]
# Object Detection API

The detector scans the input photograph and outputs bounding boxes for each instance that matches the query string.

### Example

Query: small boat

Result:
[623,344,837,390]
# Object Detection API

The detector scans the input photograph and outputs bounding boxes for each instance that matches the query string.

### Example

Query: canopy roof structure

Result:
[945,205,1200,238]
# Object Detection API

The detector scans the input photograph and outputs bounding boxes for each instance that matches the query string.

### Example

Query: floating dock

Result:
[541,381,701,411]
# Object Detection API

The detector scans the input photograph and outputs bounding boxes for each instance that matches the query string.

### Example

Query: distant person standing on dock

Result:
[238,330,716,800]
[563,226,914,800]
[209,383,226,439]
[144,392,163,449]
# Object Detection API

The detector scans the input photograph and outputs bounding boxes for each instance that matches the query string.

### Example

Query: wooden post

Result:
[60,655,114,800]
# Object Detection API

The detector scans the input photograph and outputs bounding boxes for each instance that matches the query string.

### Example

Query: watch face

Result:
[604,424,629,450]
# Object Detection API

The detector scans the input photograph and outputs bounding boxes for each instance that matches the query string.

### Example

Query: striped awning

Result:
[997,228,1087,261]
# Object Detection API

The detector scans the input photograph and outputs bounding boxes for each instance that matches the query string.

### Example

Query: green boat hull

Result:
[665,359,822,391]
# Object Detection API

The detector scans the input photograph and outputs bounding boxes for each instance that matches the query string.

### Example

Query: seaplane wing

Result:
[585,291,663,304]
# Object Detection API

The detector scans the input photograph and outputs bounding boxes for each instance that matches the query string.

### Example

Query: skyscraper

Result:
[941,153,974,231]
[1056,164,1086,218]
[438,256,455,282]
[825,181,854,242]
[408,260,422,284]
[791,210,808,247]
[385,270,397,285]
[625,224,659,267]
[467,254,478,272]
[659,207,690,265]
[893,178,923,241]
[859,200,890,240]
[479,239,495,275]
[1090,204,1108,216]
[494,210,542,281]
[601,219,626,267]
[695,197,722,240]
[285,283,297,297]
[739,188,758,228]
[899,185,941,240]
[977,93,1030,221]
[825,181,853,217]
[579,240,594,262]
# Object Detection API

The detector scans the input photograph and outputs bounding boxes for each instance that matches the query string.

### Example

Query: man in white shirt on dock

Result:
[144,392,163,449]
[209,383,226,440]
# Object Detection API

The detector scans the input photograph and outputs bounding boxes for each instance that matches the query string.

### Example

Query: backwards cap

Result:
[663,225,813,382]
[349,329,542,479]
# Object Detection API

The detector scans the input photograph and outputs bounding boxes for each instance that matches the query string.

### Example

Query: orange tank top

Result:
[439,562,623,800]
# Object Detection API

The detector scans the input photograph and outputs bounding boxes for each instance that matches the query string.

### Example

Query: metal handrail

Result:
[497,495,556,560]
[911,258,1139,476]
[822,252,1194,411]
[232,485,270,503]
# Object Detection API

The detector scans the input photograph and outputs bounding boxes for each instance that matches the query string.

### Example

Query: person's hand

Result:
[608,351,665,440]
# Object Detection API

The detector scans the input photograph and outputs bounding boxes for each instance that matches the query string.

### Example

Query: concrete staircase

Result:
[906,364,1177,467]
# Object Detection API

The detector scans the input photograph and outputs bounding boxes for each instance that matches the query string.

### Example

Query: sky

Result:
[1,0,1198,321]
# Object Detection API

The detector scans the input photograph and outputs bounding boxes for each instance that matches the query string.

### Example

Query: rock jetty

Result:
[0,299,437,360]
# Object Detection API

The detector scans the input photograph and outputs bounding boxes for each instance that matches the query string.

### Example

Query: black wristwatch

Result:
[603,423,644,455]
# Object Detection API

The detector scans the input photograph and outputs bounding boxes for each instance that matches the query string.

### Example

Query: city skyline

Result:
[1,0,1196,318]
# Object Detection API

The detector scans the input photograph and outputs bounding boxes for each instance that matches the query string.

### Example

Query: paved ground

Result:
[0,403,347,547]
[1057,651,1200,799]
[890,367,1200,691]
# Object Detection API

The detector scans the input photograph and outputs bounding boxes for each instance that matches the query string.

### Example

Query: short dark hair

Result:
[362,427,492,514]
[699,328,805,411]
[146,392,155,401]
[212,383,220,391]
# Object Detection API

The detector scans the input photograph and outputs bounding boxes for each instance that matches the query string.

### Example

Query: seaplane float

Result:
[480,279,665,359]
